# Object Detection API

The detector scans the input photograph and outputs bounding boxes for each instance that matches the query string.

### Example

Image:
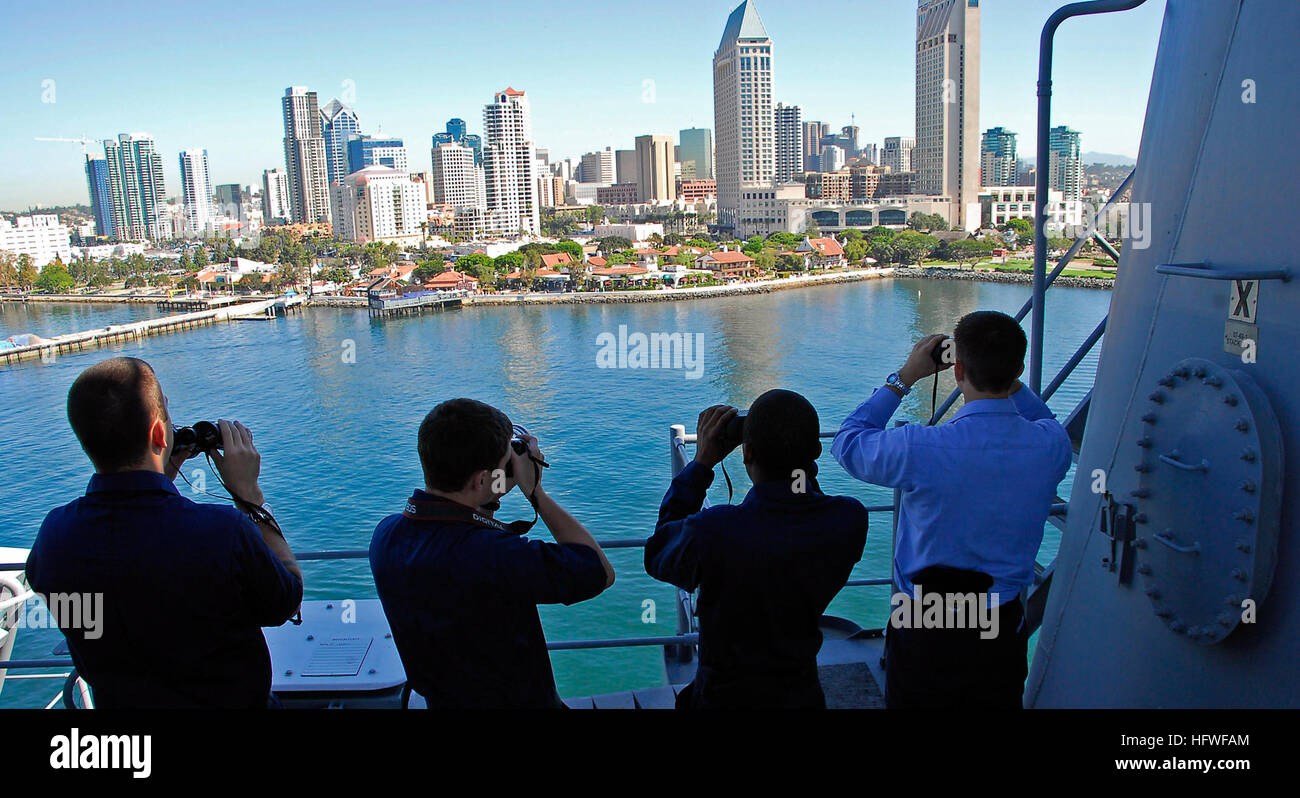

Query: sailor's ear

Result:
[149,416,168,451]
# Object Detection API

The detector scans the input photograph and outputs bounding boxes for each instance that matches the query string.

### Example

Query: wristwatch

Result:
[885,372,911,396]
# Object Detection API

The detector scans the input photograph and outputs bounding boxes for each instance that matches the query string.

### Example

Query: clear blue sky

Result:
[0,0,1166,209]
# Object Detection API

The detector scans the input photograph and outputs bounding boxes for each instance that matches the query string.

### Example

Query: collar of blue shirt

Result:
[949,396,1020,422]
[86,470,180,496]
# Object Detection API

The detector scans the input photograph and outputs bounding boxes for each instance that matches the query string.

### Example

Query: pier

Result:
[367,288,468,318]
[1,294,306,367]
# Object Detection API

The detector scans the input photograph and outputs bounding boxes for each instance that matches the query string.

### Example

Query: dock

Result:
[367,288,468,318]
[1,294,306,367]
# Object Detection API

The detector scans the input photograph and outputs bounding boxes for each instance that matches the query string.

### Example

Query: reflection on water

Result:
[0,279,1112,704]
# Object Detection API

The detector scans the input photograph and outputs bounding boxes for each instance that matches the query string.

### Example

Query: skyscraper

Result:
[215,184,247,226]
[915,0,980,228]
[431,142,486,210]
[262,168,291,225]
[320,98,361,187]
[346,136,409,173]
[713,0,773,229]
[282,87,331,224]
[103,133,166,242]
[1049,125,1083,201]
[679,127,714,181]
[482,87,540,237]
[579,148,615,184]
[840,125,860,159]
[882,136,916,172]
[635,134,677,202]
[433,119,483,166]
[980,126,1018,187]
[800,122,827,173]
[615,149,639,184]
[775,103,803,182]
[178,149,214,234]
[84,155,113,238]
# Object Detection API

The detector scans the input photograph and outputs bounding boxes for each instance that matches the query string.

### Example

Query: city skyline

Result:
[2,0,1165,209]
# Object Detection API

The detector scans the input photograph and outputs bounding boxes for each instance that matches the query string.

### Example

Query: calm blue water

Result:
[0,279,1110,706]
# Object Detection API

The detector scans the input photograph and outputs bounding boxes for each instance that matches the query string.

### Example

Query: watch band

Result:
[885,372,911,396]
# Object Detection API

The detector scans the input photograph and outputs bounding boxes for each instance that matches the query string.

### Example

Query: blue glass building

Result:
[84,155,114,238]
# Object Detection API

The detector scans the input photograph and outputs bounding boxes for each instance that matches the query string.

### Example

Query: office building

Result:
[775,103,803,182]
[346,136,409,174]
[635,134,677,202]
[320,98,361,188]
[713,0,774,229]
[282,87,331,224]
[177,150,214,234]
[981,126,1018,187]
[482,87,540,236]
[103,133,166,241]
[1049,125,1083,201]
[579,147,615,184]
[262,168,291,225]
[882,136,916,173]
[679,127,714,181]
[433,118,483,166]
[915,0,981,227]
[84,155,113,238]
[802,121,828,172]
[0,215,72,267]
[330,166,427,245]
[431,141,486,209]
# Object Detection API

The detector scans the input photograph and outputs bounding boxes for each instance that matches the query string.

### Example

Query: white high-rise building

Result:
[0,215,72,268]
[819,145,846,173]
[882,136,916,173]
[261,168,291,225]
[915,0,980,228]
[482,88,540,237]
[431,142,486,210]
[713,0,774,230]
[330,166,427,245]
[774,103,803,182]
[282,86,331,224]
[103,133,167,242]
[177,149,214,235]
[1049,125,1084,202]
[579,147,615,184]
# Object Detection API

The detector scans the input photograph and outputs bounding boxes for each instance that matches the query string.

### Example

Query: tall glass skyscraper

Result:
[679,127,714,181]
[433,118,483,166]
[320,98,361,188]
[84,155,114,238]
[103,133,166,242]
[1049,125,1083,201]
[980,126,1018,187]
[346,136,409,173]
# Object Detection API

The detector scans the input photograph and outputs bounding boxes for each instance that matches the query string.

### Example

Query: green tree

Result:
[0,252,16,287]
[194,248,209,268]
[844,239,868,264]
[555,240,583,262]
[754,251,776,272]
[17,255,38,289]
[585,206,605,226]
[893,231,940,265]
[908,212,949,232]
[1004,217,1033,245]
[778,253,805,272]
[948,238,995,268]
[455,253,494,279]
[35,262,75,293]
[412,257,448,284]
[321,266,353,285]
[494,252,523,274]
[595,236,632,253]
[841,228,864,242]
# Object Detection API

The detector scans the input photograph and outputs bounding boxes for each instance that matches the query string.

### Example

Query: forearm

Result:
[534,487,614,586]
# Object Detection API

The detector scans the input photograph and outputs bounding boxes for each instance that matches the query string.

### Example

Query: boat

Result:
[2,0,1296,711]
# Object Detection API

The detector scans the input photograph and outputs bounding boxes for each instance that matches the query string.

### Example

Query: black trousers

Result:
[884,597,1028,709]
[676,665,826,709]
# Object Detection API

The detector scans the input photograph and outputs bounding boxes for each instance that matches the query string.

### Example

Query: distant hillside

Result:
[1082,151,1136,166]
[1021,152,1137,167]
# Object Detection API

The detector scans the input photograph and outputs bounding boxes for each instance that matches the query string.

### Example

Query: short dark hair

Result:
[418,398,513,492]
[67,357,166,473]
[954,310,1027,393]
[743,389,821,479]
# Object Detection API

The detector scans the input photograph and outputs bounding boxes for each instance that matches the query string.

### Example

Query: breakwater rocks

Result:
[893,266,1114,290]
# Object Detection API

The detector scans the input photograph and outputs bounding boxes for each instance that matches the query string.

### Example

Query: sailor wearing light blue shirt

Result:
[832,312,1072,708]
[832,323,1072,606]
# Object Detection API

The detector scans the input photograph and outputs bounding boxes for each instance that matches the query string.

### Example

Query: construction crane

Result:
[34,136,97,158]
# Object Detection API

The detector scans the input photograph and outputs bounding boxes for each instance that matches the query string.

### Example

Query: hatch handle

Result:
[1153,530,1201,555]
[1155,262,1290,282]
[1158,451,1208,473]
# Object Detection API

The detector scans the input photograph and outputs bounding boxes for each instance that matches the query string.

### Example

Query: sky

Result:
[0,0,1167,209]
